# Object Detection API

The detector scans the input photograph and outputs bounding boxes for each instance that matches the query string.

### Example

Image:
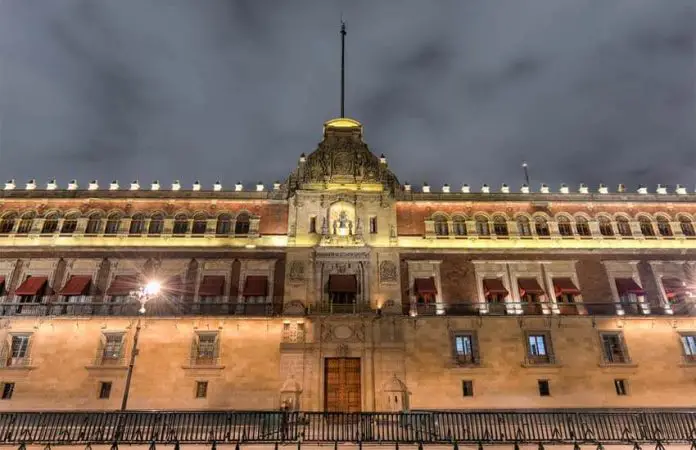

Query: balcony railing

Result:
[0,409,693,445]
[0,297,278,317]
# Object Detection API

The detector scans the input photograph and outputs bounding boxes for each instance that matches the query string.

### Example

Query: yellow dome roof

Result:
[324,117,362,128]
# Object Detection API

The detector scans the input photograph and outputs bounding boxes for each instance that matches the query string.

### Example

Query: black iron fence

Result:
[0,410,694,445]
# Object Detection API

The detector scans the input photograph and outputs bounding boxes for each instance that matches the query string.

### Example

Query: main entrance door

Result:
[324,358,361,412]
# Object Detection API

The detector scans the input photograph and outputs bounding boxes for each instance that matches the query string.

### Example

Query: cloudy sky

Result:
[0,0,694,191]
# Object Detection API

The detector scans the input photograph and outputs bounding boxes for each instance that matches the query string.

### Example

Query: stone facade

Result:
[0,118,695,412]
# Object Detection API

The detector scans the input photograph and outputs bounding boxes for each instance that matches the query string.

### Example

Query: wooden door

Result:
[324,358,361,412]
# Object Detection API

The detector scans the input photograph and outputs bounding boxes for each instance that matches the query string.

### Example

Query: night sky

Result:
[0,0,694,191]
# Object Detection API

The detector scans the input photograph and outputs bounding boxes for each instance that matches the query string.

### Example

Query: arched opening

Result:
[0,214,16,234]
[656,216,672,237]
[616,217,632,236]
[129,214,145,235]
[104,213,121,235]
[192,213,208,235]
[433,215,448,236]
[173,214,189,235]
[216,213,232,236]
[41,213,59,234]
[493,216,508,237]
[517,217,532,237]
[16,212,35,235]
[638,217,655,237]
[599,217,614,237]
[85,213,103,235]
[235,212,250,235]
[61,213,79,234]
[475,216,490,236]
[148,213,164,235]
[576,217,591,237]
[535,217,550,237]
[680,217,695,237]
[452,216,466,237]
[557,217,573,237]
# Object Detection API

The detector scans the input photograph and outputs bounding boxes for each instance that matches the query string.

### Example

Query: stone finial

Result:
[617,184,626,193]
[4,179,15,190]
[47,179,58,190]
[68,180,79,191]
[422,183,431,193]
[676,184,687,195]
[192,180,201,191]
[380,154,387,164]
[299,153,306,163]
[171,180,181,191]
[442,183,450,193]
[87,180,98,190]
[273,181,281,191]
[501,183,510,194]
[521,184,530,194]
[540,183,549,194]
[129,180,140,191]
[579,183,589,194]
[213,181,222,192]
[234,181,243,192]
[404,182,411,192]
[461,184,470,193]
[256,181,264,192]
[481,184,490,193]
[560,183,569,194]
[25,179,37,190]
[656,184,667,195]
[151,181,160,191]
[598,184,608,194]
[637,185,648,194]
[109,180,119,191]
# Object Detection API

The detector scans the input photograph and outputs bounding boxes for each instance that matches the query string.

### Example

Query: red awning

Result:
[662,277,688,299]
[15,276,48,296]
[164,276,193,295]
[198,276,225,296]
[414,277,437,294]
[328,275,357,293]
[243,275,268,296]
[106,275,138,296]
[483,279,508,297]
[615,278,646,296]
[0,276,5,293]
[518,278,545,296]
[553,278,581,296]
[59,275,92,296]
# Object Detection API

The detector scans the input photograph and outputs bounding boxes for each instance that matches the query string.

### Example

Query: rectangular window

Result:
[538,379,550,396]
[462,380,474,397]
[600,332,629,364]
[681,334,696,362]
[614,379,628,396]
[10,335,29,358]
[102,333,124,363]
[526,333,553,364]
[196,381,208,398]
[99,382,112,399]
[1,382,14,400]
[453,333,478,365]
[194,333,218,365]
[369,217,378,234]
[309,217,317,234]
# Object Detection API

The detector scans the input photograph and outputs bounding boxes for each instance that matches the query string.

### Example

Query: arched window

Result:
[104,213,121,235]
[557,217,573,237]
[680,217,695,237]
[656,216,672,237]
[216,213,232,236]
[192,213,208,235]
[475,216,490,236]
[235,212,250,235]
[0,214,16,234]
[576,217,591,237]
[639,217,655,237]
[616,217,632,236]
[16,212,35,235]
[452,216,467,237]
[173,214,189,235]
[598,217,614,237]
[61,213,79,234]
[493,216,508,236]
[41,213,59,234]
[129,214,145,235]
[85,213,102,235]
[433,215,449,236]
[535,217,550,237]
[517,217,532,237]
[148,213,164,235]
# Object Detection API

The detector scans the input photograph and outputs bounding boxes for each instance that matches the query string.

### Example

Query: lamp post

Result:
[120,280,160,411]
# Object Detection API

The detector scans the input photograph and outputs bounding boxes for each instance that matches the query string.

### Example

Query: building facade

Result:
[0,117,695,414]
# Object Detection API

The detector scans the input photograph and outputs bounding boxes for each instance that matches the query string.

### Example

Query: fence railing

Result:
[0,410,694,445]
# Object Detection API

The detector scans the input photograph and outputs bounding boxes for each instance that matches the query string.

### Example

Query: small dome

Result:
[324,117,362,129]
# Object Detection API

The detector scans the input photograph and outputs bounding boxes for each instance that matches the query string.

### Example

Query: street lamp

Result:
[120,280,161,410]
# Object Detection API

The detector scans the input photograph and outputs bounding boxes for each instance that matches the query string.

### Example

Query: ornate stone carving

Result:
[379,261,398,284]
[289,261,305,282]
[336,343,349,358]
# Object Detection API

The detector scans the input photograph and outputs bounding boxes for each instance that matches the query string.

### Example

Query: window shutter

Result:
[545,333,555,364]
[190,334,200,365]
[22,335,33,366]
[0,339,8,368]
[213,333,221,363]
[116,335,125,364]
[95,334,106,365]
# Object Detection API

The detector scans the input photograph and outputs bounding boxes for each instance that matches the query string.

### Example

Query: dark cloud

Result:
[0,0,694,191]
